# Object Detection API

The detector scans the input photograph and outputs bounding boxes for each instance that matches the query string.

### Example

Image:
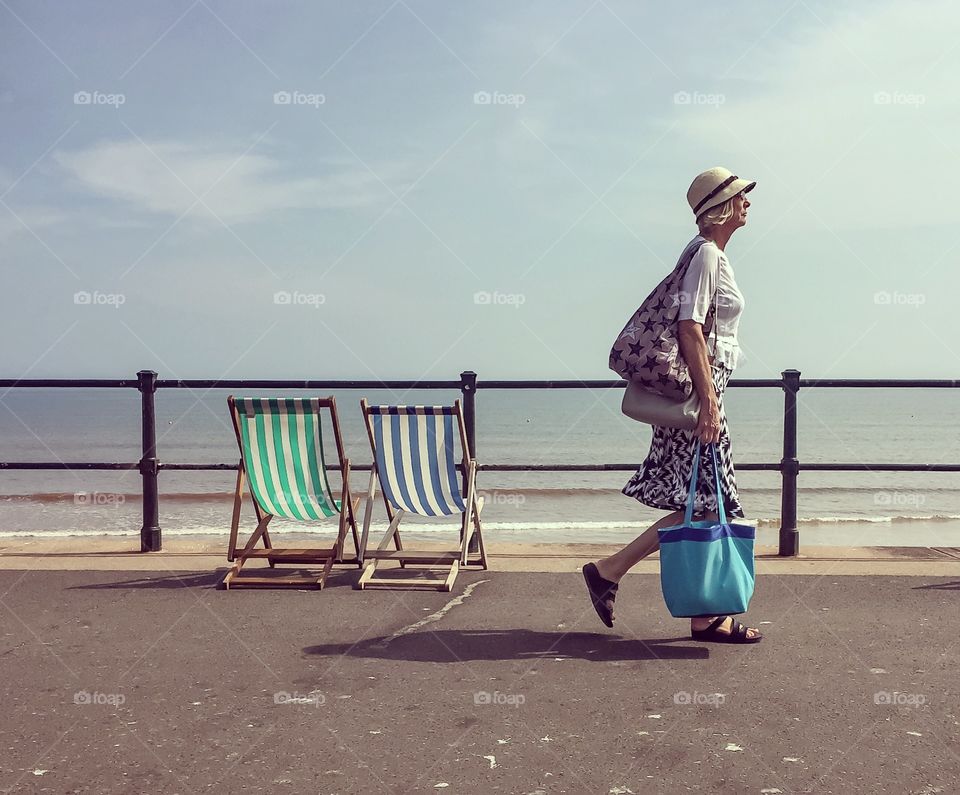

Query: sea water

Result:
[1,386,958,547]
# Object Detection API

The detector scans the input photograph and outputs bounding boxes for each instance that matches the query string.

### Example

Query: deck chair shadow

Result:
[357,400,487,591]
[223,396,361,589]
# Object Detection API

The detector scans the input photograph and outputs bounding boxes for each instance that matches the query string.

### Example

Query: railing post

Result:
[779,369,800,556]
[459,370,478,457]
[459,370,478,553]
[138,369,162,552]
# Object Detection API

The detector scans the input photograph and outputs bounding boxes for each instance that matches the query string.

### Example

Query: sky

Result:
[2,0,959,381]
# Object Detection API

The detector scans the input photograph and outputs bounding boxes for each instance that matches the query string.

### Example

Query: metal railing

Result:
[1,369,959,556]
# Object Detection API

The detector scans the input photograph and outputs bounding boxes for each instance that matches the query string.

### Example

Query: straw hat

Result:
[687,167,756,218]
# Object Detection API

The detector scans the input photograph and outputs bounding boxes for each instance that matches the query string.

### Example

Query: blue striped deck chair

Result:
[357,399,487,591]
[222,396,361,590]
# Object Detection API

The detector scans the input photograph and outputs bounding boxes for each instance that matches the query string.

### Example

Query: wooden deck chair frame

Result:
[357,399,487,591]
[223,396,361,590]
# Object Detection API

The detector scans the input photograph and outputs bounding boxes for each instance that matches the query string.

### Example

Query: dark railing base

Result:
[778,528,799,557]
[140,526,162,553]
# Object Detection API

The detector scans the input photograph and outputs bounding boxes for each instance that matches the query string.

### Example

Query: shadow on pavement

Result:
[304,629,709,663]
[65,568,364,590]
[66,571,225,589]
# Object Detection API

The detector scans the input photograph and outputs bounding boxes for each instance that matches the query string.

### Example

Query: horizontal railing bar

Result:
[0,379,138,388]
[798,379,960,388]
[0,462,139,470]
[160,463,368,472]
[477,464,960,472]
[479,380,629,389]
[479,463,781,472]
[154,379,462,390]
[4,461,958,473]
[2,378,959,390]
[476,379,960,389]
[478,379,785,389]
[160,463,237,471]
[798,463,960,472]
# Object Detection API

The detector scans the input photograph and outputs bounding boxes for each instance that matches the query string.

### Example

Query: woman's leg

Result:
[594,508,684,583]
[595,509,761,640]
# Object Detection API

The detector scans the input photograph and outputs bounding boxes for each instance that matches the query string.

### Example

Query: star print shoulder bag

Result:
[610,238,719,429]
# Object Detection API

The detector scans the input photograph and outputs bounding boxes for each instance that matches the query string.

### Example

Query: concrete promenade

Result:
[1,539,959,793]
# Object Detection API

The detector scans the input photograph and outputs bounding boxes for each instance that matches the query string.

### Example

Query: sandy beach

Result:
[3,533,960,576]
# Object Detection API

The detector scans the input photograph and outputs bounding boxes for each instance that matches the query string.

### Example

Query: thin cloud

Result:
[53,139,411,222]
[0,206,70,243]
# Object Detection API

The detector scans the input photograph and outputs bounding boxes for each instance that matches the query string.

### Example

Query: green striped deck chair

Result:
[223,396,360,589]
[357,399,486,591]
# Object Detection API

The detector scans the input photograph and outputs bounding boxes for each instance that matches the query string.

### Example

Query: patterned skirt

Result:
[622,363,745,519]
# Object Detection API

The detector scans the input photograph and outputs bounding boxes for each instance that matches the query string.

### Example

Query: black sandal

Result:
[690,615,762,644]
[582,562,618,628]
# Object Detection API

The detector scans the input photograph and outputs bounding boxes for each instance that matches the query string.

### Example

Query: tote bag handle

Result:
[683,440,727,526]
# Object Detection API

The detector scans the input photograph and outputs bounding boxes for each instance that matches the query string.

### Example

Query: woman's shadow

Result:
[304,629,708,663]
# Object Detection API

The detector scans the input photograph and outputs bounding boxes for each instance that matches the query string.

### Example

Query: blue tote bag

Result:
[657,440,755,618]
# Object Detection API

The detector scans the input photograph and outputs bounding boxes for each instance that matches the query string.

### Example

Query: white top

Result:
[675,236,746,370]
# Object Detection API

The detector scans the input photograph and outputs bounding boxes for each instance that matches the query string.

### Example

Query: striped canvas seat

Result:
[222,395,360,590]
[366,405,466,517]
[358,399,486,591]
[235,398,340,521]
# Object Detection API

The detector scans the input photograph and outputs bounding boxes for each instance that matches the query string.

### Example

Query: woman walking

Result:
[583,166,762,644]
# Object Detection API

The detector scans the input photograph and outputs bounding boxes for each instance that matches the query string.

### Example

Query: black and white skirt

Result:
[622,363,745,519]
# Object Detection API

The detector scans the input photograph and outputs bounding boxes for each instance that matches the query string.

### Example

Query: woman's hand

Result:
[696,395,722,445]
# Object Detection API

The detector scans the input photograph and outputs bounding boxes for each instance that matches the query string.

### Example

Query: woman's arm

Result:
[678,319,721,444]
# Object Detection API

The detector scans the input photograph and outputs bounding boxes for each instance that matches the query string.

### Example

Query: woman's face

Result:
[734,191,751,226]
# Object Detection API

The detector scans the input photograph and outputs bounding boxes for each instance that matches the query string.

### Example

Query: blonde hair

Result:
[696,195,736,234]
